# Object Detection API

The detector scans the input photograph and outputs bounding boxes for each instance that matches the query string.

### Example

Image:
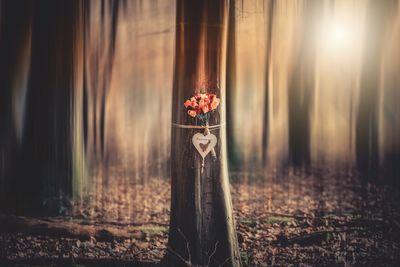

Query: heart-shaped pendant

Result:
[192,133,217,159]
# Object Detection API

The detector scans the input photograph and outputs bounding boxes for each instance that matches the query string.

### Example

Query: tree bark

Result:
[165,0,241,266]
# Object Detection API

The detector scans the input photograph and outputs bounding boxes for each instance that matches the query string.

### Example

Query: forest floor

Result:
[1,169,400,266]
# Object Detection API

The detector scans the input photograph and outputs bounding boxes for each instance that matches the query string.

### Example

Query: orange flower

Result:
[210,97,220,110]
[201,104,209,113]
[184,100,191,108]
[188,110,197,117]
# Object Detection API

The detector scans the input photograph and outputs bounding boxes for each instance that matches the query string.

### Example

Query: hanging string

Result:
[171,122,225,130]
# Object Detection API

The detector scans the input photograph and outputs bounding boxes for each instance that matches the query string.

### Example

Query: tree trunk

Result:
[287,0,321,167]
[356,0,396,180]
[0,0,32,211]
[261,0,275,168]
[165,0,241,266]
[226,0,241,171]
[13,0,79,214]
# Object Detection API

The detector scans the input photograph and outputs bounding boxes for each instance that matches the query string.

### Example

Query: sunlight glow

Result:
[330,23,352,47]
[320,19,358,54]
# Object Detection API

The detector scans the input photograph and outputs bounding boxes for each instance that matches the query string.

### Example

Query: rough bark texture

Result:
[166,0,242,266]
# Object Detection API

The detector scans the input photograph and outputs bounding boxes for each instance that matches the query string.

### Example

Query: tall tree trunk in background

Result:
[287,0,320,167]
[81,0,121,215]
[165,0,241,266]
[261,0,274,168]
[226,0,240,171]
[0,0,32,210]
[356,0,396,180]
[83,0,120,162]
[13,0,79,214]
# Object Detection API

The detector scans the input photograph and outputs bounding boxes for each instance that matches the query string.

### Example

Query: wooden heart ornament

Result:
[192,133,217,159]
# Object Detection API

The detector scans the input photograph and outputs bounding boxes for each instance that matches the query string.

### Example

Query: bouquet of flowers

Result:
[184,93,220,123]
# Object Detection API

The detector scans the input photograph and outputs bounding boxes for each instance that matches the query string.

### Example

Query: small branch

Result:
[218,257,231,267]
[0,214,166,241]
[262,211,313,220]
[178,228,191,264]
[206,242,218,267]
[167,246,191,266]
[262,211,388,224]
